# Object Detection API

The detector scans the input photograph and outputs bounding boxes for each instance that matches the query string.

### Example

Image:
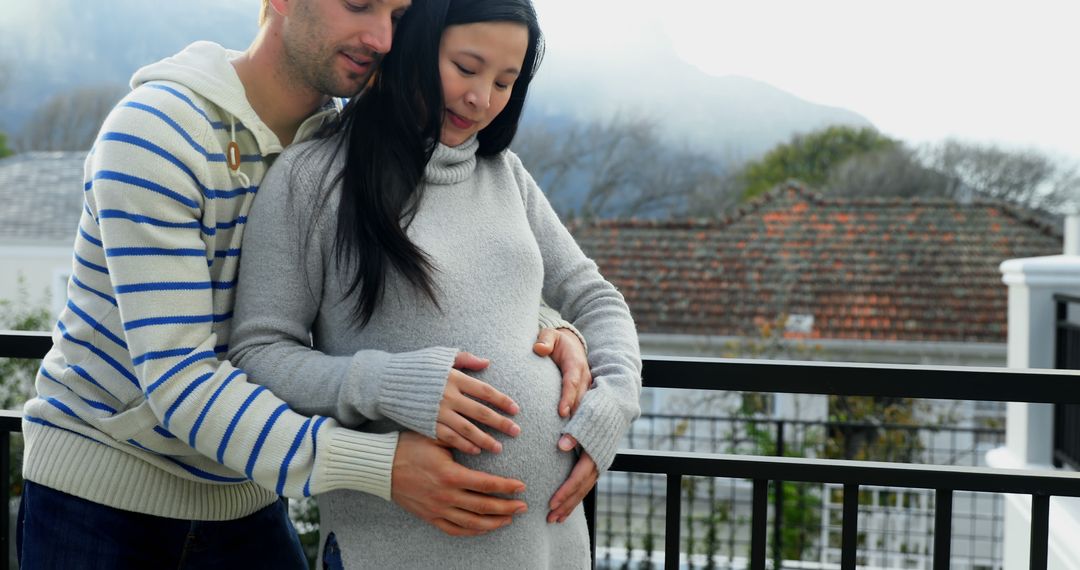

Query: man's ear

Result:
[268,0,291,18]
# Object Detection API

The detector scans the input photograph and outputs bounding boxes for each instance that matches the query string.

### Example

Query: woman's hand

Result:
[436,351,521,455]
[547,434,598,523]
[534,328,592,418]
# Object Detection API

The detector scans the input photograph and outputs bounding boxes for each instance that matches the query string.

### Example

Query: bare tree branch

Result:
[824,138,1078,213]
[16,84,127,151]
[514,112,734,219]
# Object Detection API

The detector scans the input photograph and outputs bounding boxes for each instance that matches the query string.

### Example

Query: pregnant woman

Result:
[229,0,641,567]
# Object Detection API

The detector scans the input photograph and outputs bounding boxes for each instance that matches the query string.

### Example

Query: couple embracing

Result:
[19,1,640,568]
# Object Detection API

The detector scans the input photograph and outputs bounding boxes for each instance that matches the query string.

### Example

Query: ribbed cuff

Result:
[313,428,399,501]
[348,346,458,438]
[538,311,588,354]
[377,346,458,438]
[562,394,626,473]
[350,346,458,439]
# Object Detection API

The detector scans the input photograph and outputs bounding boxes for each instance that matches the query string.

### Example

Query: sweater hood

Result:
[129,41,340,157]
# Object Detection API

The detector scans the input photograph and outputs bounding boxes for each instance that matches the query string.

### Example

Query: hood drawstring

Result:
[226,115,252,189]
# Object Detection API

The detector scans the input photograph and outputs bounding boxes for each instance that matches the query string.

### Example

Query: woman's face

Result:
[438,21,529,147]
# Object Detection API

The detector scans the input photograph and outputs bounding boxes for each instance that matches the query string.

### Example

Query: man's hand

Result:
[534,328,591,418]
[547,434,598,523]
[392,431,528,536]
[436,352,521,455]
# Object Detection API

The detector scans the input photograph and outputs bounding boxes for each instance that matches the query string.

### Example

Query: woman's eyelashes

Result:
[453,63,513,91]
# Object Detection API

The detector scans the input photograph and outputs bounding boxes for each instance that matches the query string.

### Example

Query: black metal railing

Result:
[1054,294,1080,471]
[602,412,1005,567]
[4,331,1080,570]
[592,357,1080,570]
[0,330,49,570]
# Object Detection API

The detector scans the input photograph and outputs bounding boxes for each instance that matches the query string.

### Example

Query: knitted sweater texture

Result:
[229,136,642,568]
[23,42,400,520]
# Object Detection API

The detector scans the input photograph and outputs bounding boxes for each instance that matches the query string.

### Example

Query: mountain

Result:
[0,0,872,163]
[0,0,260,134]
[526,41,872,163]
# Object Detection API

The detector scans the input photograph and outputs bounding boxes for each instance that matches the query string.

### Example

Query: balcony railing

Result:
[592,358,1080,570]
[0,331,49,570]
[604,412,1005,567]
[4,331,1080,570]
[1054,293,1080,470]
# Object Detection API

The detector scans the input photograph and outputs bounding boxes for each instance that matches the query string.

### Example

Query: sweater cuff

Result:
[313,428,399,500]
[349,346,458,439]
[562,395,626,473]
[537,308,588,354]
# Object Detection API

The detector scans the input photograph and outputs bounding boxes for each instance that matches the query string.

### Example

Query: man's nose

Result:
[359,16,393,54]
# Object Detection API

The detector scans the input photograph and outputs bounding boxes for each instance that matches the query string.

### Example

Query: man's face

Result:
[280,0,411,98]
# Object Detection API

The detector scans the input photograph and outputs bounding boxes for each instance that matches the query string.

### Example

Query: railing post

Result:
[751,479,768,570]
[933,489,952,570]
[584,487,596,569]
[1057,298,1069,369]
[841,484,859,570]
[0,431,7,570]
[1030,495,1050,570]
[1054,296,1080,469]
[773,420,785,570]
[1054,298,1067,467]
[665,474,681,570]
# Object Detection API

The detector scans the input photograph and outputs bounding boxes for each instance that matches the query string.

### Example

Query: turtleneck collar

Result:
[424,136,479,185]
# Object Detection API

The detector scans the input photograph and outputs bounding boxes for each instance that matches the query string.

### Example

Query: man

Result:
[18,0,595,567]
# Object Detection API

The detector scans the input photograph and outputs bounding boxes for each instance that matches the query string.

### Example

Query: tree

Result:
[0,278,51,498]
[17,84,127,151]
[741,124,1079,213]
[736,126,898,201]
[0,59,12,159]
[0,60,10,94]
[826,146,951,199]
[513,113,732,219]
[921,140,1079,211]
[823,139,1079,212]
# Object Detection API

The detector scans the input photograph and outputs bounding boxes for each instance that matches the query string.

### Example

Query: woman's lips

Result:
[447,109,475,130]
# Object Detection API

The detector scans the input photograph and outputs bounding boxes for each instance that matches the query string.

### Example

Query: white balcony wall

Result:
[994,217,1080,570]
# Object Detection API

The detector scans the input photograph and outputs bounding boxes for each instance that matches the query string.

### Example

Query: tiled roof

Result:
[569,182,1063,344]
[0,151,85,243]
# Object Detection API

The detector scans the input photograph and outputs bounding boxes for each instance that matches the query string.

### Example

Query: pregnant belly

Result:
[454,352,576,508]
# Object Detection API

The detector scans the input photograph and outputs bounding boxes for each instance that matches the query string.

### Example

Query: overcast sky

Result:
[533,0,1080,163]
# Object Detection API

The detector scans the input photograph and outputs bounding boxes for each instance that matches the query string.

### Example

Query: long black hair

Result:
[321,0,545,327]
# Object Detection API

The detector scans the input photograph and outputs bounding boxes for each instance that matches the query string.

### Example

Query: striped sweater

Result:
[23,42,416,520]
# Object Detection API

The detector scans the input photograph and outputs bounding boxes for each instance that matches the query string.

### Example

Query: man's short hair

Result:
[259,0,270,26]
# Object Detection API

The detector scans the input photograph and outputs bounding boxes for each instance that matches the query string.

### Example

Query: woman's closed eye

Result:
[454,62,476,76]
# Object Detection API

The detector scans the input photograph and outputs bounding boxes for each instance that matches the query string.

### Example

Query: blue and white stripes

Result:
[22,42,394,521]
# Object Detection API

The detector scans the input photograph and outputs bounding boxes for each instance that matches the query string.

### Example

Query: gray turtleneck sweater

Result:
[229,136,641,569]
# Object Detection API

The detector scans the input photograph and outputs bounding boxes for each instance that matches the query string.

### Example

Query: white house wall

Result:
[1,243,73,317]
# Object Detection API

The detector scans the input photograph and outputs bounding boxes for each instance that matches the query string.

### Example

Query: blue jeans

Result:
[17,480,307,569]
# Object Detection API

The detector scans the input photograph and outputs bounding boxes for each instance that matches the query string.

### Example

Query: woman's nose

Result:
[466,87,490,110]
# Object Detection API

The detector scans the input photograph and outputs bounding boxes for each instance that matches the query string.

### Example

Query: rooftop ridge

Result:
[568,179,1064,239]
